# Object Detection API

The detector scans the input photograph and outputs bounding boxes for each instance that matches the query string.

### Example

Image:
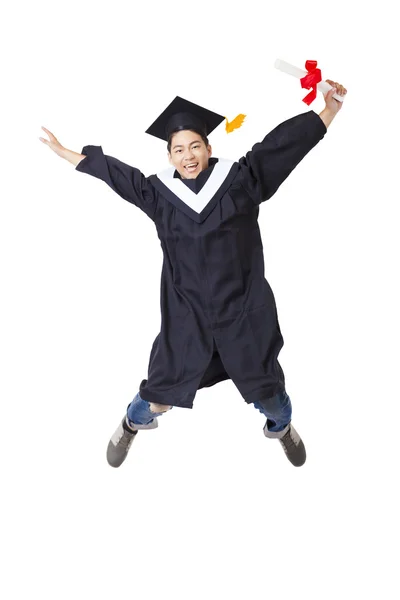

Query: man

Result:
[39,79,347,469]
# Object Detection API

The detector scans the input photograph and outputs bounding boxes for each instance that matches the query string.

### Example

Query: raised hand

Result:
[39,127,66,158]
[324,80,347,114]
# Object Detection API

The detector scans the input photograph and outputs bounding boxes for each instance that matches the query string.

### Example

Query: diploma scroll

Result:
[275,59,344,103]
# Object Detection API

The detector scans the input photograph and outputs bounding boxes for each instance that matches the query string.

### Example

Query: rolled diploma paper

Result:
[274,59,344,102]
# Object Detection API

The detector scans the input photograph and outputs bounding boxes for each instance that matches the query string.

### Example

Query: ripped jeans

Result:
[127,390,292,433]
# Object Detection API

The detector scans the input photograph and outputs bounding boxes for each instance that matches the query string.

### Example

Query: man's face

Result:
[168,130,212,179]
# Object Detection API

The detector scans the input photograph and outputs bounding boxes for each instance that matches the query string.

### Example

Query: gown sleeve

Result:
[238,110,327,205]
[75,145,157,220]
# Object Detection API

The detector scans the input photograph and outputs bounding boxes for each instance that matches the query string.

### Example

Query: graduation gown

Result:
[75,110,327,408]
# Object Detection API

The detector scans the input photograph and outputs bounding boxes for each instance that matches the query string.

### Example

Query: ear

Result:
[207,145,212,157]
[168,152,172,165]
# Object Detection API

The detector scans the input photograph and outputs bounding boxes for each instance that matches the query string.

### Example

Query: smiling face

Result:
[168,129,212,179]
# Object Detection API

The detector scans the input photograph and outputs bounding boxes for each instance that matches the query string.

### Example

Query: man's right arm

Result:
[73,145,158,221]
[39,129,158,220]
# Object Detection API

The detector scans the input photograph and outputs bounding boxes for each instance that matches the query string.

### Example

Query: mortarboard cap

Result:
[145,96,246,142]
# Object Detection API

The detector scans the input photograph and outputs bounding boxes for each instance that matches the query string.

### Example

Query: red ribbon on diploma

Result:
[300,60,322,105]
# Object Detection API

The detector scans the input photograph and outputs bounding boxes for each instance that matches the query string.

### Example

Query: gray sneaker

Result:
[263,422,306,467]
[107,416,158,468]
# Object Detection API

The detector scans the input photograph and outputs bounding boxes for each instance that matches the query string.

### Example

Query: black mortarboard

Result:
[145,96,227,142]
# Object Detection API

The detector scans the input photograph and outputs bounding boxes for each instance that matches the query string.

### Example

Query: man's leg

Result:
[253,390,292,433]
[253,391,306,467]
[127,393,172,428]
[107,393,172,468]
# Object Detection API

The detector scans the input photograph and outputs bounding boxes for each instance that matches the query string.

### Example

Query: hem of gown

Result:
[198,372,230,389]
[138,381,195,409]
[241,382,286,405]
[138,369,232,409]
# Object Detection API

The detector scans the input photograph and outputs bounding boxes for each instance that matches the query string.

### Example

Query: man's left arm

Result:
[238,80,347,205]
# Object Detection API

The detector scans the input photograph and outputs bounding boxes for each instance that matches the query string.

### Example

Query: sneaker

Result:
[106,416,158,468]
[263,422,306,467]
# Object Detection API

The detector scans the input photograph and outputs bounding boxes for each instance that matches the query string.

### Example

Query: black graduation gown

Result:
[75,110,327,408]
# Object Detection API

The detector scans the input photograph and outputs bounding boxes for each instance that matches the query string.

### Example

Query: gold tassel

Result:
[225,113,246,133]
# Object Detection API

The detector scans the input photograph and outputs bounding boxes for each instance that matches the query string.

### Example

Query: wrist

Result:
[61,147,86,166]
[318,108,336,129]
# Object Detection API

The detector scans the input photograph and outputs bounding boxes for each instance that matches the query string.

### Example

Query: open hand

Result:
[39,127,65,158]
[324,80,347,114]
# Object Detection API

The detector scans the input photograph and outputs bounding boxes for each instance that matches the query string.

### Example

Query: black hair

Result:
[167,127,209,154]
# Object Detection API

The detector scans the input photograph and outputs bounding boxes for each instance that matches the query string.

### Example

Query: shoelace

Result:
[280,429,297,453]
[118,430,136,450]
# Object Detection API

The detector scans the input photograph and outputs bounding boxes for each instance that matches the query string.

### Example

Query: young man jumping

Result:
[40,79,347,468]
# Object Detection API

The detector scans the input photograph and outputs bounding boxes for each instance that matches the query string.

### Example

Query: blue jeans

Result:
[126,394,173,425]
[127,390,292,433]
[253,390,292,432]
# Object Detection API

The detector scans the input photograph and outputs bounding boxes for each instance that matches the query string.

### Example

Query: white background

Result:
[1,1,399,598]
